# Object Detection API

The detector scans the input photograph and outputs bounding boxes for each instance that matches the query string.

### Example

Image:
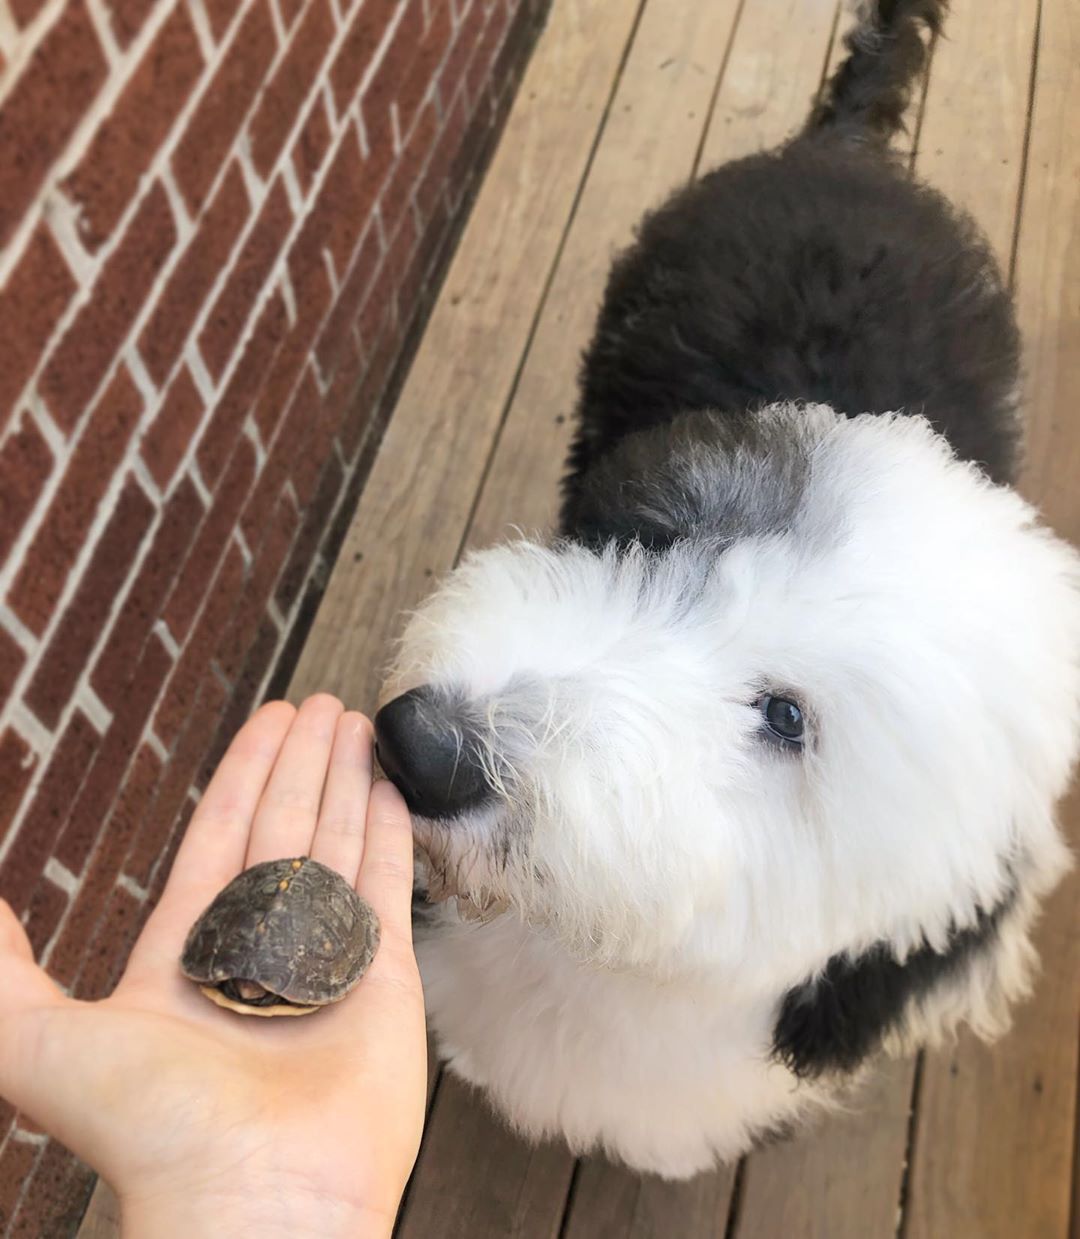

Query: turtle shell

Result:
[180,857,380,1017]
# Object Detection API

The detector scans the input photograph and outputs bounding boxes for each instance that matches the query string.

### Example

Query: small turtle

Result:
[180,857,380,1017]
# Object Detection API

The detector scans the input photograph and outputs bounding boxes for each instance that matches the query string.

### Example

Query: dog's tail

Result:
[807,0,946,145]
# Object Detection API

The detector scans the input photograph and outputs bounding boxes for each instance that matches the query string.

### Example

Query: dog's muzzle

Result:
[374,685,491,819]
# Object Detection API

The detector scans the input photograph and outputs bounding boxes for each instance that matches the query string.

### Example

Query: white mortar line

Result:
[83,0,122,68]
[184,0,217,61]
[152,619,181,660]
[77,683,114,733]
[43,856,79,894]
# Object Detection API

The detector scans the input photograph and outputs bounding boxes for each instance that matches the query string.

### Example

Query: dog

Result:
[373,0,1080,1178]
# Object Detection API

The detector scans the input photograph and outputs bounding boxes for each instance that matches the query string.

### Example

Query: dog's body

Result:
[374,0,1080,1177]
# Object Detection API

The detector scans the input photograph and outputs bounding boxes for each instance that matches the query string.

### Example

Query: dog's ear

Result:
[771,900,1008,1078]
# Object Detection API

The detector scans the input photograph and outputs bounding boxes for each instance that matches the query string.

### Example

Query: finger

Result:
[123,701,296,979]
[245,694,344,868]
[356,780,415,949]
[308,713,374,885]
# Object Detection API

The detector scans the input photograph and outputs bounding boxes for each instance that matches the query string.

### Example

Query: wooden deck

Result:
[81,0,1080,1234]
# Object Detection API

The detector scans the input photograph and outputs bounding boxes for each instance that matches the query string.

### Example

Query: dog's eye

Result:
[759,695,805,746]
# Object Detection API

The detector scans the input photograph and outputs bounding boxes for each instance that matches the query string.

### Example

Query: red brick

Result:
[40,187,175,433]
[73,882,143,998]
[241,367,318,544]
[438,0,483,109]
[465,0,510,107]
[195,291,289,483]
[8,368,142,634]
[23,877,68,959]
[0,226,77,427]
[25,478,155,728]
[292,94,332,195]
[0,729,36,841]
[0,1140,39,1232]
[341,310,401,459]
[276,450,344,611]
[9,0,48,23]
[217,492,298,678]
[398,0,452,139]
[381,99,437,231]
[141,367,205,488]
[0,626,25,708]
[126,755,199,887]
[107,0,157,46]
[145,804,195,902]
[203,0,241,39]
[162,439,256,642]
[92,479,205,708]
[277,0,303,30]
[0,712,100,913]
[0,417,54,566]
[330,0,398,114]
[358,209,417,345]
[315,218,381,378]
[197,181,293,379]
[156,545,245,744]
[293,393,338,511]
[322,326,368,432]
[361,0,424,155]
[0,1100,12,1146]
[199,613,280,786]
[249,0,336,178]
[48,744,160,985]
[140,164,249,385]
[0,0,108,247]
[251,264,331,440]
[416,87,469,227]
[393,210,436,328]
[12,1139,94,1236]
[172,1,277,214]
[65,8,204,252]
[54,635,172,873]
[288,127,382,295]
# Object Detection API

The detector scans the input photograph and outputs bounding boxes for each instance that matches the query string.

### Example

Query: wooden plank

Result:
[468,0,745,547]
[734,1059,916,1239]
[401,0,746,1232]
[914,0,1039,265]
[286,0,644,710]
[699,0,840,168]
[395,1076,574,1239]
[563,1158,736,1239]
[76,1180,120,1239]
[731,0,1042,1235]
[904,0,1080,1233]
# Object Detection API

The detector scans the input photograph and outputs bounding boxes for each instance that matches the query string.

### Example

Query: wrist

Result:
[119,1185,395,1239]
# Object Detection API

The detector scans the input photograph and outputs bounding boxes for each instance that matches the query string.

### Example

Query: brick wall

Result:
[0,0,548,1229]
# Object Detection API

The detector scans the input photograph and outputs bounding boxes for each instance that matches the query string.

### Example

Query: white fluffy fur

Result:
[388,404,1079,1177]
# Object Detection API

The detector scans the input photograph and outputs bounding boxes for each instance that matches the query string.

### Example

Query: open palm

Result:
[0,696,426,1238]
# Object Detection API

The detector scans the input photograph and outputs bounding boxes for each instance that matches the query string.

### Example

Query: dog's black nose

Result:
[374,686,490,819]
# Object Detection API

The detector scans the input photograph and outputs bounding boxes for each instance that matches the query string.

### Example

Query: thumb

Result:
[0,897,64,1007]
[0,898,69,1113]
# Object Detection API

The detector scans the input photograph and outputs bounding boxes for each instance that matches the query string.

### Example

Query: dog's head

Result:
[376,405,1079,1004]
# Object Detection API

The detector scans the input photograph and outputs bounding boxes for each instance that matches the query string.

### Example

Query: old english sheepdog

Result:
[373,0,1080,1177]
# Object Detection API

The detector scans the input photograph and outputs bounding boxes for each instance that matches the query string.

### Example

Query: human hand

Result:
[0,695,425,1239]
